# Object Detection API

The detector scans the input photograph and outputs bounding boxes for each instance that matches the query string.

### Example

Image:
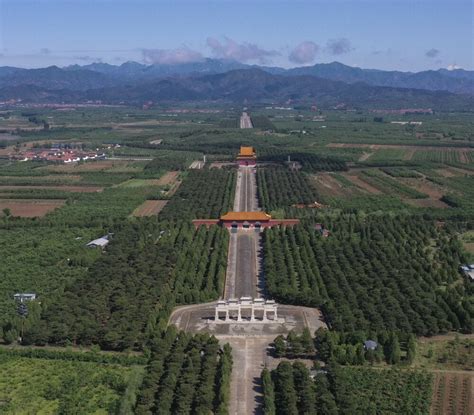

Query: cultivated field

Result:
[328,143,473,164]
[341,172,382,194]
[0,185,103,193]
[41,160,145,173]
[431,373,473,415]
[0,199,65,217]
[311,173,365,198]
[131,200,168,217]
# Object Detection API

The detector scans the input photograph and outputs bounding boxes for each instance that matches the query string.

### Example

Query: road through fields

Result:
[240,112,253,129]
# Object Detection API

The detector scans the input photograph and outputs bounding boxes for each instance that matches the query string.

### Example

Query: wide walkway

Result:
[224,166,261,300]
[240,112,253,129]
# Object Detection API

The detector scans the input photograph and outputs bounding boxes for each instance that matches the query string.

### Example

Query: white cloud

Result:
[289,41,319,64]
[141,47,203,65]
[206,37,279,64]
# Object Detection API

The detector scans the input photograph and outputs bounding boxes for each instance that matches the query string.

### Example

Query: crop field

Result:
[117,178,165,188]
[132,200,168,216]
[328,143,474,165]
[0,174,82,185]
[40,160,147,173]
[311,173,366,199]
[341,171,382,194]
[0,353,141,414]
[0,199,65,217]
[431,373,472,415]
[412,149,473,165]
[0,185,104,193]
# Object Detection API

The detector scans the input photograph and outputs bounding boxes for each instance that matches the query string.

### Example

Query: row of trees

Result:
[135,327,232,415]
[273,328,416,366]
[160,169,236,220]
[263,362,433,415]
[257,168,321,211]
[144,150,201,173]
[263,214,473,335]
[260,152,347,173]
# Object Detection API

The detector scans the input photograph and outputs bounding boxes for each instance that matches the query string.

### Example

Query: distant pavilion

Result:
[236,146,257,166]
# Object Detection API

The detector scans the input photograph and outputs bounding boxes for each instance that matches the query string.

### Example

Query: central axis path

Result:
[168,162,327,415]
[226,165,266,414]
[224,166,262,300]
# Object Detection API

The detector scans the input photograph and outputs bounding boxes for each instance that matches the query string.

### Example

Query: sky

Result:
[0,0,472,71]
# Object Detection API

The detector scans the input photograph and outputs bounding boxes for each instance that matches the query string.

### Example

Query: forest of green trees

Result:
[160,169,236,220]
[263,215,472,335]
[257,168,321,211]
[263,362,432,415]
[135,327,232,415]
[1,168,235,351]
[273,327,417,366]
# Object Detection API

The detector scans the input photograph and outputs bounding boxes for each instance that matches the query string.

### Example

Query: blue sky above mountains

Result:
[0,0,472,71]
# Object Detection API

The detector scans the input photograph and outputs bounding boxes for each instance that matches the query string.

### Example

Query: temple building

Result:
[236,146,257,166]
[193,211,299,229]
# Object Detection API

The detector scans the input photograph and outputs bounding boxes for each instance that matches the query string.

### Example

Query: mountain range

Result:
[0,60,472,109]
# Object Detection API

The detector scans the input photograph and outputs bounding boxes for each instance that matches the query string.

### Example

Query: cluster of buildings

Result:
[193,146,301,230]
[372,108,433,115]
[390,121,423,125]
[12,148,105,163]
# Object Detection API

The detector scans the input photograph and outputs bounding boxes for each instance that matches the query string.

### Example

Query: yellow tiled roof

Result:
[220,211,271,221]
[239,146,255,156]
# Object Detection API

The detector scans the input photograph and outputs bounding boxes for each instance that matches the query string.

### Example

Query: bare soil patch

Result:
[430,373,472,415]
[132,200,168,217]
[156,171,180,186]
[312,174,345,197]
[0,185,103,193]
[400,178,446,199]
[436,168,457,178]
[0,199,65,217]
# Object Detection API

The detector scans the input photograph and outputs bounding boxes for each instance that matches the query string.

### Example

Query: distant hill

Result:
[285,62,474,94]
[1,60,472,95]
[0,66,119,91]
[1,68,471,111]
